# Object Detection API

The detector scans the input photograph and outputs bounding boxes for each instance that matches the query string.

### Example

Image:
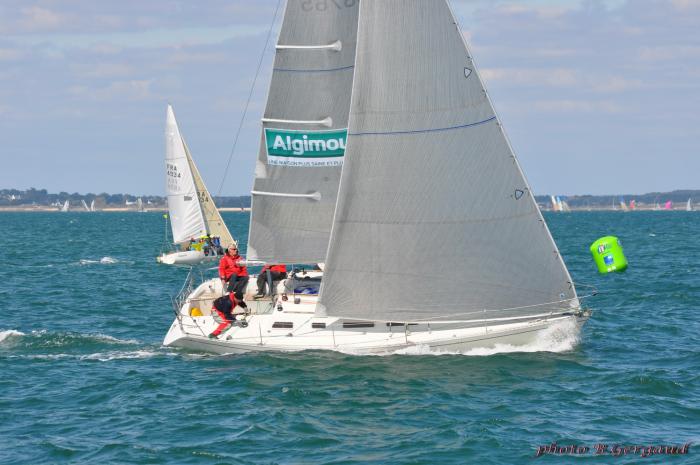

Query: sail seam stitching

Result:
[348,116,496,136]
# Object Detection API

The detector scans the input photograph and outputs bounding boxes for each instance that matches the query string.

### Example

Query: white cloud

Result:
[18,6,71,32]
[71,63,134,79]
[533,100,623,113]
[0,48,22,61]
[639,45,700,61]
[69,79,155,101]
[482,68,579,87]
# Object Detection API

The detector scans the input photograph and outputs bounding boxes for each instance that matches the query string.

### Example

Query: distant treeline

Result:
[2,187,697,208]
[533,189,700,207]
[0,188,251,208]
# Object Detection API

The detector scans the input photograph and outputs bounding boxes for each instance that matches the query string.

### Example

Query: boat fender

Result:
[190,307,203,317]
[589,236,628,273]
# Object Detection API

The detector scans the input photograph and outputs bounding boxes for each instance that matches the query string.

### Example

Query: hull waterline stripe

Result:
[349,116,497,137]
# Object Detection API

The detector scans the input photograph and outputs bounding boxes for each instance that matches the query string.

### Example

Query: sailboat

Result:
[620,198,629,212]
[664,200,673,210]
[550,195,560,212]
[686,198,692,212]
[157,105,236,266]
[60,200,69,212]
[90,200,96,212]
[81,199,90,212]
[164,0,591,354]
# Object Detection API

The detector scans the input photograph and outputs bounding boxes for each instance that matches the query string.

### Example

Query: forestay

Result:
[165,105,207,245]
[247,0,359,264]
[318,0,579,322]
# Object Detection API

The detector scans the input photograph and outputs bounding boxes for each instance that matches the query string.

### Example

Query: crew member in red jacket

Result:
[254,264,287,298]
[208,290,248,339]
[219,246,249,294]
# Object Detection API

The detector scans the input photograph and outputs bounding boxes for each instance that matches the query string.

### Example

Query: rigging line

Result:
[216,0,283,198]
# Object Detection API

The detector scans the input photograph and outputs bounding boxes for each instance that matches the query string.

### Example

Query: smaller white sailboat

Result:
[81,200,90,212]
[157,105,236,266]
[686,198,693,211]
[550,195,560,212]
[136,197,146,212]
[90,200,96,212]
[60,200,69,212]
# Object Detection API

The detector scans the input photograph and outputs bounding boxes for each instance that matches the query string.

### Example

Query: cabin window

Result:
[312,322,326,329]
[343,321,375,328]
[272,322,293,329]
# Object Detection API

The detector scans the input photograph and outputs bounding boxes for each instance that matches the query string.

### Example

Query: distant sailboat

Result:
[620,198,629,212]
[157,105,236,266]
[664,200,673,210]
[629,199,636,210]
[136,197,146,213]
[81,200,90,212]
[686,198,692,211]
[60,200,69,212]
[550,195,560,212]
[90,200,96,212]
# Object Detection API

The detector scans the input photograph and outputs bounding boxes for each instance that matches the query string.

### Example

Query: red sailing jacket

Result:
[219,254,248,279]
[261,264,287,274]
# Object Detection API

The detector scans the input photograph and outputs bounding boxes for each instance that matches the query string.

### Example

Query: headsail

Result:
[247,0,359,263]
[318,0,578,322]
[185,139,236,247]
[165,105,207,245]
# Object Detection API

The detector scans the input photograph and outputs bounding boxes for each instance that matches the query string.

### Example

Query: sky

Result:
[0,0,698,196]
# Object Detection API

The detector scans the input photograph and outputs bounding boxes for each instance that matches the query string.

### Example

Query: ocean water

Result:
[1,211,698,465]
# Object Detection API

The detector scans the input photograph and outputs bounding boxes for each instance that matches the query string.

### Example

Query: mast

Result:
[317,0,578,322]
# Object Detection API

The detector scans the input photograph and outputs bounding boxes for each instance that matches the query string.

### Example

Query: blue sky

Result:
[1,0,698,196]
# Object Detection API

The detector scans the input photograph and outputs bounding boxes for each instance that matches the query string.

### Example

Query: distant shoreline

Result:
[0,206,691,213]
[0,206,251,212]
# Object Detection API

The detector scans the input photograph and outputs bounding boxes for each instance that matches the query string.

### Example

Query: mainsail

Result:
[318,0,578,322]
[247,0,359,263]
[165,105,208,244]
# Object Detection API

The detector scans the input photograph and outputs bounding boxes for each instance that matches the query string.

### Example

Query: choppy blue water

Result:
[1,211,698,464]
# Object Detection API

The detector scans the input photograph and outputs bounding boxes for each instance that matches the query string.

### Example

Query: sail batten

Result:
[317,0,578,322]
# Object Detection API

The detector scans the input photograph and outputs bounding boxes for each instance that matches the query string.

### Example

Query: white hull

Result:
[156,250,217,266]
[163,278,590,355]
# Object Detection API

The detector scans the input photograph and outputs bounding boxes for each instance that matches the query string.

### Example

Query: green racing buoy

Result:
[590,236,628,273]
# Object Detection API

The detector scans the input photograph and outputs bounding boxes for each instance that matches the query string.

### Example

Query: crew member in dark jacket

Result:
[209,291,248,339]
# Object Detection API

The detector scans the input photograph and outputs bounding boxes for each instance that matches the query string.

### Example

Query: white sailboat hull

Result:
[157,250,217,265]
[163,279,590,355]
[164,311,589,356]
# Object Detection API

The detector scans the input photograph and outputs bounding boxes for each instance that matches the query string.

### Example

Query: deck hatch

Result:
[342,321,375,328]
[272,322,294,329]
